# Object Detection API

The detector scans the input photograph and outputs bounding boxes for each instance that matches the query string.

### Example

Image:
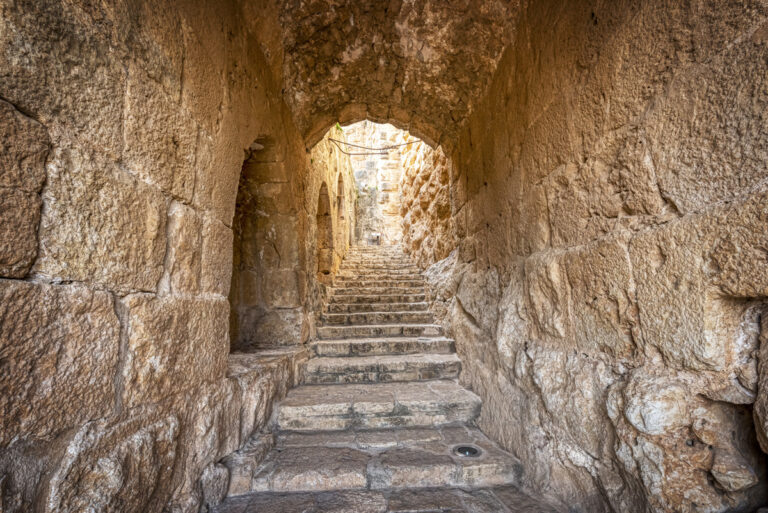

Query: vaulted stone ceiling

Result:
[274,0,520,146]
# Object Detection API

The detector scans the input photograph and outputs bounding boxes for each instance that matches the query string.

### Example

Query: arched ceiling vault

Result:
[274,0,520,149]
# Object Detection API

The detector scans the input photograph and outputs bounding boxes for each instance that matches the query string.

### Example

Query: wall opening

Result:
[316,182,333,279]
[228,136,304,352]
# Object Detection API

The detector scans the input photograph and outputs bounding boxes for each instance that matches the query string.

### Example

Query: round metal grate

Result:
[453,444,482,457]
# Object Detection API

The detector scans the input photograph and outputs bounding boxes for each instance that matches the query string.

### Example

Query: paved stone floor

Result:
[217,246,561,512]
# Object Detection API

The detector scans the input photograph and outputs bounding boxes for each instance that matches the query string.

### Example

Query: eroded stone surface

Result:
[0,280,119,445]
[119,294,229,407]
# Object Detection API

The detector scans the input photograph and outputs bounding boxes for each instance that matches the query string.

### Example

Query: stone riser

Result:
[316,324,443,339]
[320,311,433,326]
[326,302,429,313]
[335,272,423,280]
[340,263,419,270]
[333,286,426,296]
[276,381,481,432]
[334,279,425,288]
[302,355,461,384]
[328,294,427,304]
[277,406,481,432]
[310,337,455,357]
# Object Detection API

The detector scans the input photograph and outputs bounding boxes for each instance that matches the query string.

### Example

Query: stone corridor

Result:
[2,1,768,512]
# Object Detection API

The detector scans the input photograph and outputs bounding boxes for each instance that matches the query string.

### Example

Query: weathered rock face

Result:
[399,141,455,269]
[278,0,518,147]
[412,1,768,512]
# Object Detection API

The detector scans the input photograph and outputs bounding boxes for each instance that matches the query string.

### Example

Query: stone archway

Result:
[316,182,333,279]
[336,173,345,244]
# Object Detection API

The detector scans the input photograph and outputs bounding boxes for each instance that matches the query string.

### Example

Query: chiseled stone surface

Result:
[45,410,179,513]
[119,294,229,408]
[0,280,119,445]
[303,353,461,384]
[247,425,521,494]
[0,99,50,278]
[35,147,168,293]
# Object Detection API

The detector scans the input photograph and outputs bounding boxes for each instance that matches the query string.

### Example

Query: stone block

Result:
[245,307,307,348]
[36,147,168,293]
[180,15,226,132]
[630,187,768,371]
[119,294,229,408]
[159,202,202,295]
[123,66,197,201]
[562,235,638,358]
[0,99,49,191]
[201,216,234,296]
[0,0,125,155]
[193,126,243,225]
[0,189,41,278]
[0,280,119,445]
[263,270,302,308]
[45,411,179,513]
[647,35,768,214]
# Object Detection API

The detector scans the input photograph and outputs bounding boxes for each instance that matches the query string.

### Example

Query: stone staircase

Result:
[215,246,559,512]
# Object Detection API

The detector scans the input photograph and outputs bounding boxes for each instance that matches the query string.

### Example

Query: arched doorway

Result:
[336,173,345,248]
[316,182,333,278]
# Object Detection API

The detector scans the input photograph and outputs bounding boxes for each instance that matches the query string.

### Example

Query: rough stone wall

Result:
[399,142,455,268]
[228,128,356,351]
[418,1,768,512]
[344,121,407,245]
[0,1,315,511]
[305,129,357,300]
[279,0,518,148]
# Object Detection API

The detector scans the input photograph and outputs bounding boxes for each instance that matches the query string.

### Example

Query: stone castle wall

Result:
[344,121,407,245]
[3,0,768,512]
[0,1,352,511]
[406,1,768,512]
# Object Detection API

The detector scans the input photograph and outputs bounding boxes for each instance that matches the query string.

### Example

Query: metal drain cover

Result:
[453,444,482,457]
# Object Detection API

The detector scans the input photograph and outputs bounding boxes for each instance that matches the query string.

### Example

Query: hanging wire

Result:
[328,137,421,156]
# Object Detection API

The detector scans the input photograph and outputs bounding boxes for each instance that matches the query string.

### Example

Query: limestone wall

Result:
[416,1,768,512]
[228,128,356,351]
[399,142,455,269]
[344,121,407,245]
[0,1,341,511]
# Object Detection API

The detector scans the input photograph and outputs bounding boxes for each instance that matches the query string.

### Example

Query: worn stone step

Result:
[217,485,559,513]
[334,279,425,288]
[341,262,418,268]
[243,425,520,495]
[333,286,425,296]
[320,311,433,326]
[310,337,455,357]
[302,354,461,384]
[326,302,429,313]
[276,381,481,431]
[317,323,443,339]
[336,272,423,280]
[329,293,427,304]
